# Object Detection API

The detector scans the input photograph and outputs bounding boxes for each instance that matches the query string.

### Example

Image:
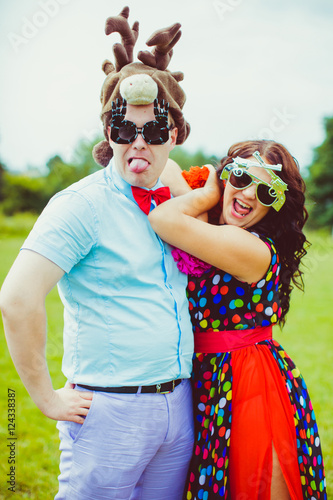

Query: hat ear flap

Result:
[92,140,113,167]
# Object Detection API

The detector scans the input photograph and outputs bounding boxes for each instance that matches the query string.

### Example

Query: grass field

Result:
[0,214,332,498]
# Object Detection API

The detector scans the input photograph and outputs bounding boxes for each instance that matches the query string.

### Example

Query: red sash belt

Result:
[194,325,273,353]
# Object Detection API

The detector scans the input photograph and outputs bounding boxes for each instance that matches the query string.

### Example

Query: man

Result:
[0,8,194,499]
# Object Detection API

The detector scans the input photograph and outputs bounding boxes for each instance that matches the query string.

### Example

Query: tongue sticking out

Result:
[234,200,251,216]
[129,159,149,173]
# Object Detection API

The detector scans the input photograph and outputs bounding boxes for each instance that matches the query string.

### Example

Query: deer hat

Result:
[93,6,190,167]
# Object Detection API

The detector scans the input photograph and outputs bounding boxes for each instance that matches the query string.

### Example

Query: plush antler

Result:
[104,6,139,72]
[93,10,190,168]
[138,23,182,71]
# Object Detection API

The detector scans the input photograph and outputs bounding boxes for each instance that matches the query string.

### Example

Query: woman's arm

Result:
[161,159,214,221]
[149,166,271,283]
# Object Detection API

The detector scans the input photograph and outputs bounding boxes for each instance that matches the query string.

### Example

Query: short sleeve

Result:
[22,191,98,273]
[250,231,280,287]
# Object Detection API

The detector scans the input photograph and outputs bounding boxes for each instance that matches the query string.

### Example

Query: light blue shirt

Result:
[22,162,194,386]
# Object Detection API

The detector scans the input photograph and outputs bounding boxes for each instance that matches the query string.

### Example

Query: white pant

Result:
[55,379,194,499]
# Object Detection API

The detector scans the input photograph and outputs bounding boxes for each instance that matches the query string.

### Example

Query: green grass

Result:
[0,212,38,238]
[0,216,332,498]
[0,216,66,499]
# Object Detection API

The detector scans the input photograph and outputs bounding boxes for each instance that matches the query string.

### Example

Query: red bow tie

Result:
[131,186,171,215]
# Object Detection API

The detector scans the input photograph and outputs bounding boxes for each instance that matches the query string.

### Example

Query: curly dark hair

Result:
[214,140,310,327]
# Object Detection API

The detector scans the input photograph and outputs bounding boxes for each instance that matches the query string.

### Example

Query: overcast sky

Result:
[0,0,332,173]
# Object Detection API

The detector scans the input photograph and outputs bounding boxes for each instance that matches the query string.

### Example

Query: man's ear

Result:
[169,127,178,149]
[107,125,112,143]
[107,125,116,148]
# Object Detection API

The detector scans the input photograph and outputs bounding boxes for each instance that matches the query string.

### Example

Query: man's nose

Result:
[132,132,148,149]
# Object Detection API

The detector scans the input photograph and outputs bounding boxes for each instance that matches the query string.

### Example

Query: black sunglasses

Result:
[228,168,278,207]
[111,119,172,145]
[110,98,172,145]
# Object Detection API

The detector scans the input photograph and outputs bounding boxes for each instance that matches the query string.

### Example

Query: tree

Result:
[306,116,333,228]
[1,172,48,215]
[71,136,103,175]
[170,147,218,171]
[45,135,102,195]
[0,137,104,216]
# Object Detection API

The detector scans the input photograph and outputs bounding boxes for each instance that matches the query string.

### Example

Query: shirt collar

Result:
[107,160,165,200]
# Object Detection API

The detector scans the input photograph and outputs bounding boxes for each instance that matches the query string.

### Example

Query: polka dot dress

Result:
[185,234,326,499]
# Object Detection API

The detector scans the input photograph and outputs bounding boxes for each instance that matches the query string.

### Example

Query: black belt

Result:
[78,379,182,394]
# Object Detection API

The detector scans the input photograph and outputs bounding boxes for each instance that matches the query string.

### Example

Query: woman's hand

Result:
[200,164,221,208]
[184,164,221,215]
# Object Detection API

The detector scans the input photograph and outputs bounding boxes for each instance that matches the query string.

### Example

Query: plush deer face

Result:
[119,74,158,105]
[93,6,190,167]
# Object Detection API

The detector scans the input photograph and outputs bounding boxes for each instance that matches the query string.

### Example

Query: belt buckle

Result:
[157,380,175,395]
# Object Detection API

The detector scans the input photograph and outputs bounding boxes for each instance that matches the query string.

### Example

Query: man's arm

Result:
[0,249,92,423]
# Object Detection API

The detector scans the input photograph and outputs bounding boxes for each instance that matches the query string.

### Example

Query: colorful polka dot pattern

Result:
[186,352,233,499]
[187,234,282,333]
[184,233,326,499]
[271,340,327,498]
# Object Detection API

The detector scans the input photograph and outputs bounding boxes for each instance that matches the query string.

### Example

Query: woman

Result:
[149,140,327,499]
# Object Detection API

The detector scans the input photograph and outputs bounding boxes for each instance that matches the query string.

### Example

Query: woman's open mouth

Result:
[233,198,252,217]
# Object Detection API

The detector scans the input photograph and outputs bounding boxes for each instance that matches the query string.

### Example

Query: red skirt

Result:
[185,330,326,499]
